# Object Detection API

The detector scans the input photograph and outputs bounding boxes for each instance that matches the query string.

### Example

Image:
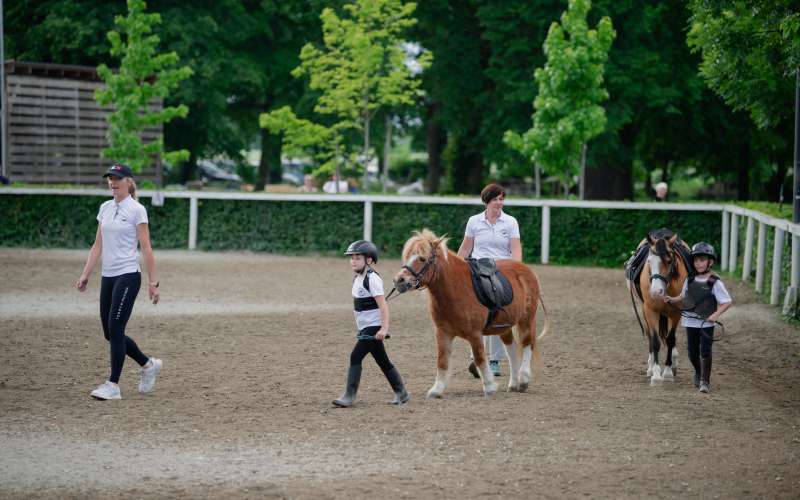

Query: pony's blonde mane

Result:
[401,229,449,262]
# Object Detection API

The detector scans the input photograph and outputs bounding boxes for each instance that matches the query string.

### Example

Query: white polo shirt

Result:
[97,195,149,277]
[352,271,384,330]
[464,210,520,259]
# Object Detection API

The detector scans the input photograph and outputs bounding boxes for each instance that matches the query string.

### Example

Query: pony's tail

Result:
[536,295,549,342]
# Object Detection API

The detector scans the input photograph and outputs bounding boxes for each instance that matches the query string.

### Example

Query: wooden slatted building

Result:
[4,61,159,184]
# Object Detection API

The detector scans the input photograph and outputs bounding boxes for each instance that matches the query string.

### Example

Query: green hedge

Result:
[0,194,722,267]
[0,194,188,248]
[196,199,362,253]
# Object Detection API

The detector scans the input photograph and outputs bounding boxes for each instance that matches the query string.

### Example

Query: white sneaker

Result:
[91,381,121,400]
[139,358,162,394]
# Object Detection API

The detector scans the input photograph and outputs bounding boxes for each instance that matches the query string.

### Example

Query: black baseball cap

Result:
[102,163,134,178]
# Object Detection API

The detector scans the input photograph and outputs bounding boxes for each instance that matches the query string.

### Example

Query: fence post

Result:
[793,234,800,288]
[720,210,729,271]
[728,212,739,272]
[363,200,373,241]
[541,205,550,264]
[770,227,785,305]
[189,196,198,250]
[755,222,767,293]
[742,217,755,281]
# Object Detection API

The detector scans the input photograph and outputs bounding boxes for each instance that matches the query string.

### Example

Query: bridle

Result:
[649,239,676,284]
[387,243,439,301]
[401,243,438,289]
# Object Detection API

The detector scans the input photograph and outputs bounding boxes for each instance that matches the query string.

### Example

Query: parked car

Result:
[197,159,242,189]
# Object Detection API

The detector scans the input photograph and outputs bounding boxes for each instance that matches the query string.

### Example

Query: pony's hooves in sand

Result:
[507,385,519,393]
[426,390,443,399]
[517,382,529,393]
[649,377,663,386]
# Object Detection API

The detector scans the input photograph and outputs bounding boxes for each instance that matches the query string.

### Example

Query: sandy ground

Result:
[0,248,798,499]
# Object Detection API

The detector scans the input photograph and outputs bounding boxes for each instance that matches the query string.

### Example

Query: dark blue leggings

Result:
[100,272,149,383]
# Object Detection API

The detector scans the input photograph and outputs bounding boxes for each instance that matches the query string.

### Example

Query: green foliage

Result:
[687,0,799,130]
[95,0,193,172]
[548,208,719,266]
[261,0,430,185]
[0,195,189,248]
[504,0,615,189]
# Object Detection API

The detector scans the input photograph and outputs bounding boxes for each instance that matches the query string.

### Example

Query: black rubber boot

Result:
[385,367,410,405]
[699,356,712,393]
[688,352,700,388]
[332,365,362,407]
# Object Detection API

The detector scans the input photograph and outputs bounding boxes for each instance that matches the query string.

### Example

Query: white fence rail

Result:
[4,187,800,311]
[719,206,800,309]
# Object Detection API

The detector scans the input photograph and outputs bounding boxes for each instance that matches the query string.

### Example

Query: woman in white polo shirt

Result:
[76,163,162,400]
[457,183,522,377]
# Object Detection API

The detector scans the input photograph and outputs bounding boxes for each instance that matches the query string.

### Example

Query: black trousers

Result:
[100,272,149,383]
[686,326,714,373]
[349,327,394,375]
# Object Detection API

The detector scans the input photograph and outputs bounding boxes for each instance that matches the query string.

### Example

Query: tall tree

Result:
[261,0,430,191]
[95,0,192,173]
[504,0,615,197]
[687,0,799,130]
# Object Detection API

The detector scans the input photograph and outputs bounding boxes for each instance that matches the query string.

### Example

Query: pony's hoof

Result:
[517,382,529,393]
[426,389,443,399]
[507,384,519,393]
[649,376,663,386]
[662,367,674,381]
[484,384,498,396]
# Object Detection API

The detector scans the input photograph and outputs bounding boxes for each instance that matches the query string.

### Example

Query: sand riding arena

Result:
[1,248,798,499]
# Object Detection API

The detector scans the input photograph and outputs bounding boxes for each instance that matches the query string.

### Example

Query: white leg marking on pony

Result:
[662,365,674,381]
[671,347,679,371]
[504,340,521,391]
[477,361,498,396]
[646,353,655,377]
[517,345,532,392]
[650,363,663,386]
[427,367,450,398]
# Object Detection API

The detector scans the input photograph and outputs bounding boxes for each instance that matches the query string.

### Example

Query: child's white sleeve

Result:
[713,280,732,304]
[370,274,385,297]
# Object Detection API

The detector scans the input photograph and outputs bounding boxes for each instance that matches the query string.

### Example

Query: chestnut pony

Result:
[392,230,549,398]
[631,233,689,385]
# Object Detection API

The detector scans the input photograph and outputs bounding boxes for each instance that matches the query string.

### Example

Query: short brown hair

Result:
[480,183,505,204]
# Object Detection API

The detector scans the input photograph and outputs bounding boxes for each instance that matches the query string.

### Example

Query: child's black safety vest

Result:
[684,274,719,319]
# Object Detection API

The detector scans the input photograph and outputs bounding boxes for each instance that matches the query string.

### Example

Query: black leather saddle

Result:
[467,258,514,329]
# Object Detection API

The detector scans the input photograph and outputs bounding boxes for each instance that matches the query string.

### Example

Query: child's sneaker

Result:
[91,381,121,400]
[489,360,501,377]
[139,358,162,394]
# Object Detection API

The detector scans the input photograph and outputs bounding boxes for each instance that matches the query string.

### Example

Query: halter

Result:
[401,243,438,290]
[649,241,676,284]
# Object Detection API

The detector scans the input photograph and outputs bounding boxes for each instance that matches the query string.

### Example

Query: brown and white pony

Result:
[631,233,689,385]
[392,230,549,398]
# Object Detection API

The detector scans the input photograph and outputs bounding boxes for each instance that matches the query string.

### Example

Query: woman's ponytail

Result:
[128,178,138,200]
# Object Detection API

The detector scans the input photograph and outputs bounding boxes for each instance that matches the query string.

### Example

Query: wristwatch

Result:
[149,281,159,288]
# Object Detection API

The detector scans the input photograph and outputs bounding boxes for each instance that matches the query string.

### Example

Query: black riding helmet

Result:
[345,240,379,263]
[691,242,717,260]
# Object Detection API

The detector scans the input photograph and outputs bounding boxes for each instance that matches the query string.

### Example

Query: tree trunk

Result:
[383,114,391,193]
[737,140,750,201]
[256,127,282,192]
[584,124,634,200]
[180,152,197,184]
[425,102,445,194]
[534,164,541,198]
[362,116,371,192]
[579,143,587,200]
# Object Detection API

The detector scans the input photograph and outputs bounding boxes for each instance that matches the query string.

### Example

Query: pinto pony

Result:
[632,233,690,385]
[391,230,549,398]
